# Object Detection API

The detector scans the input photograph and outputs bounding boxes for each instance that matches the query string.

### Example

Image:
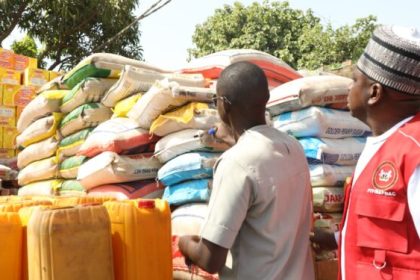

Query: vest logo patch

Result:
[373,161,398,190]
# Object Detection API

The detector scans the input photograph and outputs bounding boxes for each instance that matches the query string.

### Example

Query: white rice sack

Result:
[180,49,301,89]
[154,129,230,163]
[127,79,188,129]
[18,157,59,186]
[17,180,63,196]
[267,76,352,116]
[77,118,157,158]
[17,90,67,133]
[158,152,220,186]
[59,155,87,179]
[17,137,59,169]
[272,107,371,138]
[56,128,93,159]
[102,66,206,107]
[61,78,117,113]
[310,164,354,187]
[313,187,344,213]
[59,103,112,137]
[62,52,168,89]
[171,85,215,103]
[77,152,162,190]
[16,113,62,149]
[171,203,209,236]
[299,137,365,166]
[150,102,220,137]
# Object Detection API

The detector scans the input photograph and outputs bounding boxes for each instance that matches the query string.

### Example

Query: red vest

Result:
[338,113,420,280]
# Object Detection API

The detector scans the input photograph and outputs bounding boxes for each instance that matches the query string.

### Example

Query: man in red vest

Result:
[311,25,420,279]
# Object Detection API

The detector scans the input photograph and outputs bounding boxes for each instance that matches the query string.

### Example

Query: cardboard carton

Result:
[2,127,17,149]
[0,106,16,127]
[0,67,21,85]
[14,54,38,72]
[0,148,15,159]
[49,70,61,81]
[3,84,36,107]
[23,68,49,86]
[16,106,24,121]
[0,48,15,69]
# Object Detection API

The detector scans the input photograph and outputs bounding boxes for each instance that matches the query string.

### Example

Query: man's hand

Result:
[210,122,236,147]
[178,235,228,274]
[310,227,338,253]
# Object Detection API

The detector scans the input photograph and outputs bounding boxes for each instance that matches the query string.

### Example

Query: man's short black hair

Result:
[216,61,269,105]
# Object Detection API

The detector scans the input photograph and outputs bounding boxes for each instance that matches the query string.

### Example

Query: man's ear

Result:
[367,82,384,105]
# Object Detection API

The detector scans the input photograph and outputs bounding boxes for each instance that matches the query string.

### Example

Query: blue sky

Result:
[4,0,420,70]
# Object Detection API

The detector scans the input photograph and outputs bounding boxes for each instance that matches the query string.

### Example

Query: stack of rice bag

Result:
[16,89,67,196]
[267,75,371,261]
[179,49,302,89]
[73,55,213,200]
[57,77,117,195]
[125,77,225,206]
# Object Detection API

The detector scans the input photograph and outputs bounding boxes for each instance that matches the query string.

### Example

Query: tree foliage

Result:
[189,1,377,70]
[1,0,143,70]
[11,35,37,58]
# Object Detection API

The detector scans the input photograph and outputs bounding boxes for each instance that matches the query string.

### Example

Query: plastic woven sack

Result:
[309,164,354,187]
[61,53,167,89]
[158,152,220,186]
[299,137,365,166]
[87,180,165,200]
[16,113,62,149]
[77,118,158,158]
[18,157,59,186]
[171,203,208,236]
[17,180,64,196]
[17,137,59,169]
[59,103,112,137]
[56,180,86,196]
[150,102,220,137]
[77,152,162,190]
[171,85,215,103]
[162,179,211,206]
[102,65,206,107]
[61,78,116,113]
[17,90,67,133]
[127,79,188,129]
[272,106,371,139]
[180,49,301,89]
[112,93,142,118]
[267,76,352,116]
[57,128,93,158]
[313,187,344,213]
[59,155,87,179]
[154,129,230,163]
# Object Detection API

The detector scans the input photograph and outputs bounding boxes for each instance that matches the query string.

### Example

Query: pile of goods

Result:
[1,48,364,280]
[0,48,59,195]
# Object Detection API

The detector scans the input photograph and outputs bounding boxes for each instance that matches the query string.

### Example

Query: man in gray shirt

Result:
[179,62,315,280]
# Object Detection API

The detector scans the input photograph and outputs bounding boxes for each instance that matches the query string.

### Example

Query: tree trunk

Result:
[0,2,30,45]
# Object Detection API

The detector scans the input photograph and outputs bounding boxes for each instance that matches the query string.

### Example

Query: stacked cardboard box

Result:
[0,48,59,160]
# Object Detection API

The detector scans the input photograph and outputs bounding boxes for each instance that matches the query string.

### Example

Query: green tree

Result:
[11,35,37,58]
[1,0,142,70]
[189,1,377,70]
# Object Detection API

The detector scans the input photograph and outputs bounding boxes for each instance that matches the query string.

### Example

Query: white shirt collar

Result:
[366,116,414,145]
